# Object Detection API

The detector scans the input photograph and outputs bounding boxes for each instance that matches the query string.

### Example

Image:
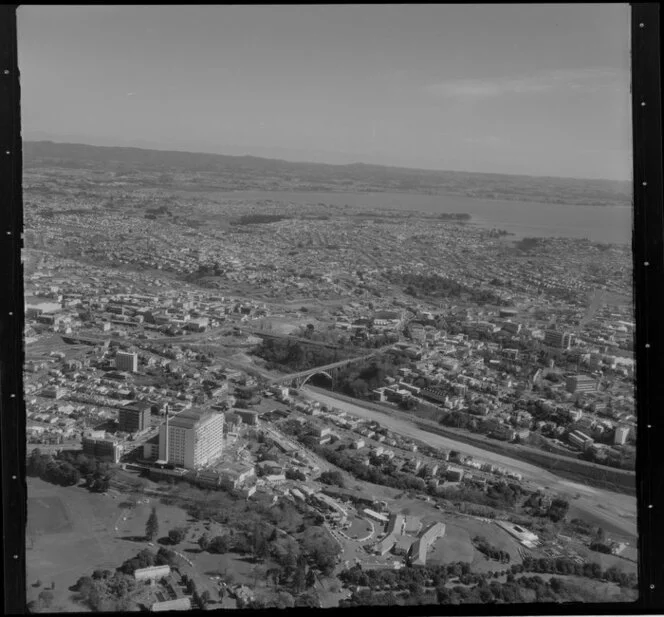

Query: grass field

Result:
[346,516,373,540]
[27,497,73,535]
[26,478,193,612]
[427,523,475,565]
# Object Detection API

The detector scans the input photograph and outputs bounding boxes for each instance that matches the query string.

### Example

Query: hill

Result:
[23,140,631,207]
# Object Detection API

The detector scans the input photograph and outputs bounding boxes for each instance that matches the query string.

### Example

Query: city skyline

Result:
[18,4,632,180]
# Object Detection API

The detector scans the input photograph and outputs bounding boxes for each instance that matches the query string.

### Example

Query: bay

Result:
[210,190,632,245]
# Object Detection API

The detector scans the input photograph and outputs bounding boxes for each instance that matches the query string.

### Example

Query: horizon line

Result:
[22,138,632,185]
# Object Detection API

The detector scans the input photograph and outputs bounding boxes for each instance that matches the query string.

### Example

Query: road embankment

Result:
[303,386,635,496]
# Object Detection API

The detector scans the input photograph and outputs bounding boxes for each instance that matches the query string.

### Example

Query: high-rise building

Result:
[115,351,138,372]
[614,425,630,445]
[159,408,224,469]
[118,402,151,434]
[544,330,574,349]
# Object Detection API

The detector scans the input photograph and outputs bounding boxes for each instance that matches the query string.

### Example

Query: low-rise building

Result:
[409,522,446,566]
[134,565,171,583]
[151,598,191,612]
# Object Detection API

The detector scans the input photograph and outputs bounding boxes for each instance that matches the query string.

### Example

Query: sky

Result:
[18,4,632,180]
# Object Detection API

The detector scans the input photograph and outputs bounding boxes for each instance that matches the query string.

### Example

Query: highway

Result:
[300,386,637,540]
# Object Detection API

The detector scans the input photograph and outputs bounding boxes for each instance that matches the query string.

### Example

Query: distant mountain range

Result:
[22,140,631,207]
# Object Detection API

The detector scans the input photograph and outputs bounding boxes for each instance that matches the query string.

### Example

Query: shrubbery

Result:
[27,449,114,491]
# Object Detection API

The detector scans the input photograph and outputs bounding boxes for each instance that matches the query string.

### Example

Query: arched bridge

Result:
[270,343,396,390]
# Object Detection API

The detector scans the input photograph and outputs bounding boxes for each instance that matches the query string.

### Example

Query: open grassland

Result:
[26,478,190,611]
[427,524,475,565]
[28,496,73,535]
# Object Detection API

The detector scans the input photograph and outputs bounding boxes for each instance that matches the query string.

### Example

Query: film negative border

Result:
[631,2,664,611]
[0,4,26,615]
[0,4,662,615]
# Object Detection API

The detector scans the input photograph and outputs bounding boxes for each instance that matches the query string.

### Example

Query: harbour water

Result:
[211,190,633,245]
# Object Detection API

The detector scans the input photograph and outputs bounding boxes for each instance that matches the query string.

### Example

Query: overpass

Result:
[233,326,342,350]
[142,325,342,350]
[269,344,397,390]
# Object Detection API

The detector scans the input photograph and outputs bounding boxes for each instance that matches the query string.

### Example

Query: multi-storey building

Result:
[566,374,598,394]
[409,522,447,566]
[118,402,151,434]
[115,350,138,372]
[82,435,123,463]
[614,425,630,445]
[158,408,224,469]
[544,330,574,350]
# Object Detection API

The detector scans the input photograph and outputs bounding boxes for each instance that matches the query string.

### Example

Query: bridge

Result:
[269,343,397,390]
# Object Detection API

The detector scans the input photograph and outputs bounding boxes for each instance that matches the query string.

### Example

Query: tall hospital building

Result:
[158,409,225,469]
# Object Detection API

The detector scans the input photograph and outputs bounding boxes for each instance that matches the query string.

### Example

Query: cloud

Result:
[425,68,628,100]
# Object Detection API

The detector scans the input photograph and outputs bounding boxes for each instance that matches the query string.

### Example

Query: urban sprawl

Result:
[24,155,637,611]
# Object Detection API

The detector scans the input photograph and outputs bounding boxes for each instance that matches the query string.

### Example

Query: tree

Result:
[274,591,295,608]
[38,590,54,609]
[318,470,345,488]
[547,498,570,523]
[292,560,307,594]
[285,468,306,481]
[399,397,418,411]
[301,527,340,576]
[209,535,229,554]
[200,590,211,607]
[145,507,159,541]
[168,528,186,545]
[266,565,282,588]
[198,533,211,551]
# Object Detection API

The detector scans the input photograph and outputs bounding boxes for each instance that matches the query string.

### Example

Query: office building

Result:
[159,408,224,469]
[115,351,138,372]
[566,374,598,394]
[544,330,574,350]
[118,402,151,434]
[82,435,123,463]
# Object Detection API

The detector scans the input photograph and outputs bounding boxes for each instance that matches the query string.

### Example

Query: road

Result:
[300,386,637,539]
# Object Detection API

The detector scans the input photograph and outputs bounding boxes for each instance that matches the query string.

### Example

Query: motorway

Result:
[300,386,637,540]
